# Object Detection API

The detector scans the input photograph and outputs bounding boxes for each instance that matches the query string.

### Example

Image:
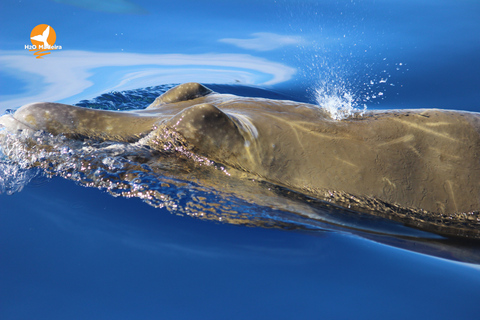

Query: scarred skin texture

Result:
[1,82,480,214]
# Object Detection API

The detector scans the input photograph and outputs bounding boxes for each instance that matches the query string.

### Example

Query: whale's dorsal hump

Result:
[148,82,213,109]
[164,103,245,159]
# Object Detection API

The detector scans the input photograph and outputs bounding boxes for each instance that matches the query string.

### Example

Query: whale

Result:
[1,82,480,223]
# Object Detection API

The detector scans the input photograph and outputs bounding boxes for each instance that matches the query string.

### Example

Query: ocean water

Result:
[1,1,480,319]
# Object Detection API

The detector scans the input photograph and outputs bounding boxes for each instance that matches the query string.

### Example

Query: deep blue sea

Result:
[1,1,480,319]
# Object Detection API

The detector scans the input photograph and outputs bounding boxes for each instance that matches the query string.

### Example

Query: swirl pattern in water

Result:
[1,83,479,241]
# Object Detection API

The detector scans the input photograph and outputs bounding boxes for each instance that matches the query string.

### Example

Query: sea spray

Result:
[314,81,366,120]
[312,62,405,120]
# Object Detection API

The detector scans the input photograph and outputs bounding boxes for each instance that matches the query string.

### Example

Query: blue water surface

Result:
[1,1,480,319]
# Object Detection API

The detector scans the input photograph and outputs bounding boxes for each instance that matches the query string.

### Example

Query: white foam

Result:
[0,150,39,195]
[314,84,366,120]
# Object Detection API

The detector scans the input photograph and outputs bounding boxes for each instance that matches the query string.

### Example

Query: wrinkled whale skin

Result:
[1,82,479,215]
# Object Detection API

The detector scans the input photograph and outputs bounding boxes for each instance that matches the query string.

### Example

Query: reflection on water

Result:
[52,0,149,14]
[219,32,305,51]
[0,50,296,112]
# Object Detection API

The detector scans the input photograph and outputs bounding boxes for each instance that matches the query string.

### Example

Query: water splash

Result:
[314,81,366,120]
[304,58,382,120]
[0,159,39,195]
[0,129,40,195]
[312,61,407,120]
